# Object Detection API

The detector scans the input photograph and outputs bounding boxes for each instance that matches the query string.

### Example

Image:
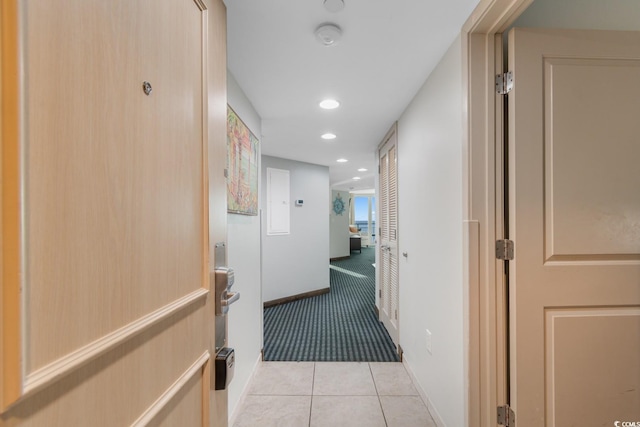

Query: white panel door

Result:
[378,125,399,347]
[508,28,640,426]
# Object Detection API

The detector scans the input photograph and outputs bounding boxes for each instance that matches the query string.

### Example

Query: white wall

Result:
[397,35,464,427]
[226,71,263,418]
[261,156,330,302]
[329,189,349,259]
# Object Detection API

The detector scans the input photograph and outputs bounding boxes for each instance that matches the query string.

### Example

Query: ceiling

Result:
[224,0,480,191]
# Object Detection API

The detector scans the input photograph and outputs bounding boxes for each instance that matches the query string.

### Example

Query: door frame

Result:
[462,1,534,426]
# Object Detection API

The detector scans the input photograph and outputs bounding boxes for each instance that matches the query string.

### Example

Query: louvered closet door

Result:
[378,124,399,347]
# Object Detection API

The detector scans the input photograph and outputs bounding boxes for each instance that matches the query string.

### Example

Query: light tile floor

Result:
[232,362,437,427]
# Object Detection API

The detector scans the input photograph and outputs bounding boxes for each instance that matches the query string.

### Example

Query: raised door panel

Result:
[3,302,209,426]
[25,0,205,371]
[545,308,640,425]
[543,57,640,260]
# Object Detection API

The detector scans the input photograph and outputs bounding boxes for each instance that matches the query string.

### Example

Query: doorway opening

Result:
[350,191,376,248]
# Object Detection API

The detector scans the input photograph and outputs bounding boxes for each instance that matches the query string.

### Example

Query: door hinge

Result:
[496,239,514,261]
[497,404,515,426]
[496,71,514,95]
[379,289,382,298]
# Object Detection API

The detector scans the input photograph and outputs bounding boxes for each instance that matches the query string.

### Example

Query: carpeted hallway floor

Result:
[263,247,399,362]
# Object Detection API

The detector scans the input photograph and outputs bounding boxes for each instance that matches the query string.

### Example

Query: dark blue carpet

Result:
[263,247,399,362]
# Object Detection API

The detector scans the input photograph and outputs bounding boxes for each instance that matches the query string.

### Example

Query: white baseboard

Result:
[402,356,447,427]
[228,352,262,427]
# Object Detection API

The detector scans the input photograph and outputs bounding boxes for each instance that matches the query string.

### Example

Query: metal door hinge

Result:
[497,405,515,426]
[496,239,514,260]
[496,71,514,95]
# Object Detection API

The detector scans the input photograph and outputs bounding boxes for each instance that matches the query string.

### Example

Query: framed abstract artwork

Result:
[227,106,259,215]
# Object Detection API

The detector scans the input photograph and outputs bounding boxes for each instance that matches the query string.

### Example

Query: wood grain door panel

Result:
[1,0,227,425]
[25,0,206,370]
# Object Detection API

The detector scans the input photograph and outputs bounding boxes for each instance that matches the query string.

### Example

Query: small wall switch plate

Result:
[426,329,432,355]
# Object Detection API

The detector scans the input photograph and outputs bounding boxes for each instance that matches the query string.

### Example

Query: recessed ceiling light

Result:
[357,168,367,172]
[319,99,340,109]
[337,158,348,163]
[321,133,337,140]
[352,177,361,180]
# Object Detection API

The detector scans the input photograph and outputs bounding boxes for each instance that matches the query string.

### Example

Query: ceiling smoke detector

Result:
[315,24,342,47]
[324,0,345,13]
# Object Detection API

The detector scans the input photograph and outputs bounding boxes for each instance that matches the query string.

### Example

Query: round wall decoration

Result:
[332,193,346,215]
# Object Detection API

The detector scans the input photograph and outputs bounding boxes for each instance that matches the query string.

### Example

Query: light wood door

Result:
[378,125,399,346]
[507,28,640,426]
[0,0,228,425]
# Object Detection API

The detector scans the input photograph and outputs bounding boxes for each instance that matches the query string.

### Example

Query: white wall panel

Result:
[396,35,464,427]
[226,71,263,419]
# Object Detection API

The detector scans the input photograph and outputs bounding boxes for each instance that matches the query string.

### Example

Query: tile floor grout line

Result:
[368,362,389,427]
[308,362,315,427]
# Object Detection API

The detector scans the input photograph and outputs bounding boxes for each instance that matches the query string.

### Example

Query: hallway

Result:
[263,247,398,362]
[232,361,436,427]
